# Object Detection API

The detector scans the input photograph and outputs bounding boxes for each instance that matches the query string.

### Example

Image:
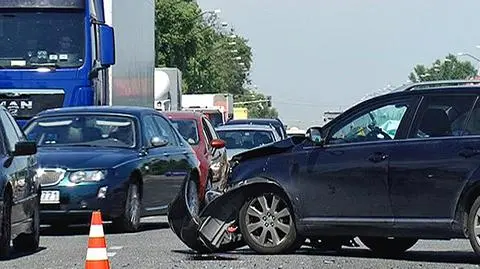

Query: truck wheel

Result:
[238,192,299,254]
[0,191,12,259]
[13,194,40,252]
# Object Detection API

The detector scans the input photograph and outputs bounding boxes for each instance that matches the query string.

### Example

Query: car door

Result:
[151,114,188,207]
[0,109,30,223]
[388,93,479,230]
[297,96,418,227]
[140,114,170,213]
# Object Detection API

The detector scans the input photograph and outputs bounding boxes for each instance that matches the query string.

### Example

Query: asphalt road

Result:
[1,216,479,269]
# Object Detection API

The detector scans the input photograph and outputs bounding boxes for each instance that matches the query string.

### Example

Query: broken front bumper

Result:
[167,180,247,253]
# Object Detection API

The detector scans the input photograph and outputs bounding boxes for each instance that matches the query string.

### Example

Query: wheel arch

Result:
[129,169,144,200]
[454,177,480,235]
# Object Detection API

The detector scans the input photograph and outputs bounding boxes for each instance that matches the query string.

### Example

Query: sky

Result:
[197,0,480,129]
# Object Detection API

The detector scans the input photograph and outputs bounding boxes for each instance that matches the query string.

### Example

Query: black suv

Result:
[168,79,480,256]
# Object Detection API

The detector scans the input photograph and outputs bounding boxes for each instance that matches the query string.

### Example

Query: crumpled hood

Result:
[230,136,305,163]
[37,146,137,170]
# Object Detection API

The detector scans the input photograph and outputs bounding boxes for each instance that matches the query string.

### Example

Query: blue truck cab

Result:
[0,0,116,127]
[0,0,155,127]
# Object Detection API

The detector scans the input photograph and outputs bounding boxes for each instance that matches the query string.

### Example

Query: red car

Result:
[164,111,229,204]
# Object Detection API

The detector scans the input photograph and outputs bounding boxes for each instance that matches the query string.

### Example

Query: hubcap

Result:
[129,185,140,225]
[474,206,480,246]
[245,193,292,247]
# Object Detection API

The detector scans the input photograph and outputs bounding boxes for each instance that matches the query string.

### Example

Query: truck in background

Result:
[233,107,248,119]
[154,67,182,111]
[0,0,155,126]
[182,93,233,127]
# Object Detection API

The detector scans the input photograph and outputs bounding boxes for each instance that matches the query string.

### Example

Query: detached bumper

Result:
[167,180,246,253]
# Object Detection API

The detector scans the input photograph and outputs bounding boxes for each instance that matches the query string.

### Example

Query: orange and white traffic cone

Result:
[85,211,110,269]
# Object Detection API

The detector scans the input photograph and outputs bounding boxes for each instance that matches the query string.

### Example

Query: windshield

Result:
[0,10,85,68]
[216,129,275,149]
[205,112,223,127]
[24,115,136,148]
[170,119,199,145]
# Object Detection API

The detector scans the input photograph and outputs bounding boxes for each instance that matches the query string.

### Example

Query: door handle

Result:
[163,152,170,157]
[368,152,388,163]
[459,148,480,158]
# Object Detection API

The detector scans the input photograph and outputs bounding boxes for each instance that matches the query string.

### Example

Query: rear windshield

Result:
[217,129,275,149]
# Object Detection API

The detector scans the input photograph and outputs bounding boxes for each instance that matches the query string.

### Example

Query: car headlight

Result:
[69,170,106,183]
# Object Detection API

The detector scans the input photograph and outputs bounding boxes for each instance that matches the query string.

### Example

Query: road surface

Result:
[1,217,479,269]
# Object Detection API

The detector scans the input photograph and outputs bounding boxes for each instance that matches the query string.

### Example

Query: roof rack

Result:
[393,79,480,92]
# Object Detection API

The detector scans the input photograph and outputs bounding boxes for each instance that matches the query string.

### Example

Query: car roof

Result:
[226,118,282,124]
[215,124,277,131]
[163,111,204,120]
[35,106,157,118]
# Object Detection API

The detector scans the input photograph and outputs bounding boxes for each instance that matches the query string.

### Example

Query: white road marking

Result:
[107,252,116,257]
[109,246,123,250]
[106,245,123,258]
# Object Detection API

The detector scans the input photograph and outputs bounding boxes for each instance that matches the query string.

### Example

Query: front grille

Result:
[0,89,65,119]
[37,168,66,186]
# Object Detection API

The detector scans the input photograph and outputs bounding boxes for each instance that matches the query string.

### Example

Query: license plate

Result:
[40,190,60,204]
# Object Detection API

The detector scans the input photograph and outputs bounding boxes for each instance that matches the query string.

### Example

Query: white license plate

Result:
[40,190,60,204]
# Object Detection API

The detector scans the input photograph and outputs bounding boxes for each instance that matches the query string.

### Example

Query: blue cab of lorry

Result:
[0,0,115,127]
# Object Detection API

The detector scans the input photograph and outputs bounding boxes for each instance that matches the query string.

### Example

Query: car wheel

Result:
[467,196,480,256]
[115,183,141,232]
[13,194,40,252]
[0,190,12,259]
[359,236,418,256]
[238,192,299,254]
[187,179,200,216]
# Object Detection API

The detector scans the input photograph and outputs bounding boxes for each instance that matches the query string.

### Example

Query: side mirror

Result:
[151,136,169,148]
[306,126,325,145]
[211,139,225,149]
[13,141,37,156]
[99,24,115,67]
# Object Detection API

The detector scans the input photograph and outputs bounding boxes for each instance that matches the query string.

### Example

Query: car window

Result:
[6,111,25,141]
[329,100,412,145]
[217,129,275,149]
[169,119,199,145]
[0,110,20,151]
[152,115,178,146]
[408,95,476,138]
[24,114,136,148]
[143,115,162,147]
[462,100,480,136]
[202,117,215,142]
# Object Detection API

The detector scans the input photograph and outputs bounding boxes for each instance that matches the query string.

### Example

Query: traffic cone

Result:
[85,211,110,269]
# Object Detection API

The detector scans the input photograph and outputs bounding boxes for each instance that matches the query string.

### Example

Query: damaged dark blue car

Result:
[168,81,480,257]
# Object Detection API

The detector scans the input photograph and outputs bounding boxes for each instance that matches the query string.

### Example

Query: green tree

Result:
[234,90,278,118]
[409,54,478,82]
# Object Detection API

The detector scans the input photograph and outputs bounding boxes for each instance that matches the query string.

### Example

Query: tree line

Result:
[154,0,278,118]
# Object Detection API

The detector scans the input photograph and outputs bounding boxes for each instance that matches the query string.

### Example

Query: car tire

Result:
[359,236,418,256]
[238,192,299,254]
[13,195,40,252]
[467,196,480,256]
[115,183,141,233]
[0,190,12,259]
[187,179,200,216]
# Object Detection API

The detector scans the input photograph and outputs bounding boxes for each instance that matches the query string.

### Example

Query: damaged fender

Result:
[168,176,287,253]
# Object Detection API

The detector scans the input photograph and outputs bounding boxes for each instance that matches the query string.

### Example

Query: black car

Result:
[0,106,39,259]
[23,106,201,232]
[224,118,287,140]
[168,80,480,256]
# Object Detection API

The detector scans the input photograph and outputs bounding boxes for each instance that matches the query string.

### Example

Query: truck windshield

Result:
[0,10,85,68]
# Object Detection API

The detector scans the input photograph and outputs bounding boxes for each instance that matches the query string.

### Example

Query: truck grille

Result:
[0,89,65,119]
[37,168,66,186]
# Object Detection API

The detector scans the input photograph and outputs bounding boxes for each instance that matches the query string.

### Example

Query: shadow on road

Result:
[2,246,47,261]
[172,246,480,265]
[40,221,169,236]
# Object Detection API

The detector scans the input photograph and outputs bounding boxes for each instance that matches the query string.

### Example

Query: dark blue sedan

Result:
[23,106,201,232]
